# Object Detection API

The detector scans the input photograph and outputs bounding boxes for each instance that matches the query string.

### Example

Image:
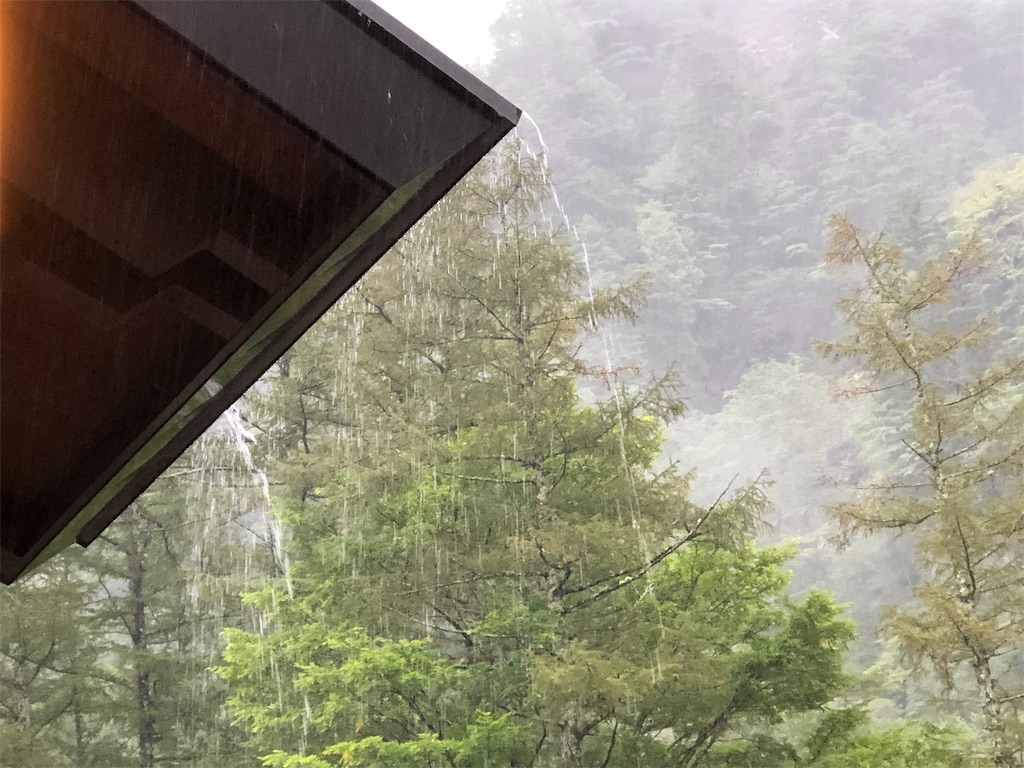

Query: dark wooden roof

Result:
[0,0,519,583]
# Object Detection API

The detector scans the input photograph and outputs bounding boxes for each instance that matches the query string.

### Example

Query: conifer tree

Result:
[0,428,265,768]
[820,214,1024,767]
[218,143,872,767]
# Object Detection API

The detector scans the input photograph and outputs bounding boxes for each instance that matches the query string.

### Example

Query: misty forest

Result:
[2,0,1023,766]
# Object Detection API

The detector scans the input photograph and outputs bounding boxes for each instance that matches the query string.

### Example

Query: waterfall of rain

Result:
[150,382,297,760]
[221,402,293,598]
[516,113,649,557]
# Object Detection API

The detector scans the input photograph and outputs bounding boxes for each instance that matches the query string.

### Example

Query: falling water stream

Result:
[221,403,292,599]
[518,114,648,553]
[203,116,649,594]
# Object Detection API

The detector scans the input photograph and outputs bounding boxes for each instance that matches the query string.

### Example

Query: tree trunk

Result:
[129,548,156,768]
[973,638,1019,768]
[955,568,1020,768]
[557,709,597,768]
[74,686,86,767]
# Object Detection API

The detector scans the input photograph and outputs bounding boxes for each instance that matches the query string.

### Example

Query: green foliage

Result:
[0,555,116,767]
[814,720,980,768]
[219,616,534,768]
[215,143,870,768]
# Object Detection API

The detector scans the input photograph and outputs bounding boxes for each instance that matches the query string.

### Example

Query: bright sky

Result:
[372,0,509,68]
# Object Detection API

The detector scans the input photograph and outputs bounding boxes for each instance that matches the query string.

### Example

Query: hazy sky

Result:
[373,0,509,68]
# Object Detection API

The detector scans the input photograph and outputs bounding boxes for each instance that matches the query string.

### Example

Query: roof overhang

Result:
[0,0,519,583]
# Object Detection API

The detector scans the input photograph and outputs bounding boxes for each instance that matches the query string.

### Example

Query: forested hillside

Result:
[2,1,1021,766]
[488,0,1024,670]
[489,0,1021,400]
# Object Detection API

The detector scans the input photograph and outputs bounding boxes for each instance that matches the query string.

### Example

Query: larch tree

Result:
[820,213,1024,767]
